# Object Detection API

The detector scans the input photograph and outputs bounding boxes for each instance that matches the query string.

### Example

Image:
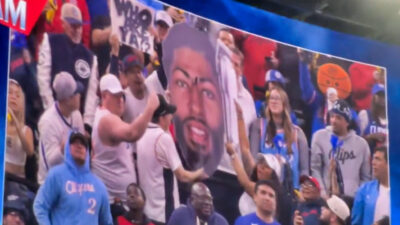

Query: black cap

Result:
[69,131,88,147]
[3,196,27,222]
[330,99,352,122]
[153,94,177,120]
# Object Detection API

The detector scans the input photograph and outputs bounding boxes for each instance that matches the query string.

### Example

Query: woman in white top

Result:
[6,80,34,178]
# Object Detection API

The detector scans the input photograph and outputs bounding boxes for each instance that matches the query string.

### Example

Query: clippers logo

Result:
[65,180,95,195]
[330,149,356,164]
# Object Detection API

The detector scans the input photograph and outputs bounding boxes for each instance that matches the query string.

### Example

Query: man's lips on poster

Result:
[184,119,210,154]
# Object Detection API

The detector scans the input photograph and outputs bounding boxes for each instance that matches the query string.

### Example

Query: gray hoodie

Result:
[311,126,371,197]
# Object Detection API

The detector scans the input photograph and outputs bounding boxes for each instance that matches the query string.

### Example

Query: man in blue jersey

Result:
[235,180,281,225]
[33,131,113,225]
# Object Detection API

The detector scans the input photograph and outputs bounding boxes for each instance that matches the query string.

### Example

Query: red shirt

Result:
[349,62,376,111]
[241,35,277,99]
[116,216,155,225]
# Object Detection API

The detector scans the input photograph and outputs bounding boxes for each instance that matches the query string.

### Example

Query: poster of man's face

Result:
[163,23,224,175]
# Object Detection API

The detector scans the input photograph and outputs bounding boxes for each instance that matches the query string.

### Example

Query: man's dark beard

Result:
[319,218,330,225]
[174,116,224,174]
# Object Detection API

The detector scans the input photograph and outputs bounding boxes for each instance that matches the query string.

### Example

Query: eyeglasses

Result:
[269,95,281,102]
[301,182,316,189]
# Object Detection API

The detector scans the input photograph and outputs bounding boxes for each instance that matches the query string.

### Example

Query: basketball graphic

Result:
[317,63,352,99]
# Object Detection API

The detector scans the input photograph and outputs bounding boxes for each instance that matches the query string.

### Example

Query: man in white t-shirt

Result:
[37,72,84,184]
[91,74,159,205]
[122,54,164,123]
[352,146,390,225]
[137,94,206,225]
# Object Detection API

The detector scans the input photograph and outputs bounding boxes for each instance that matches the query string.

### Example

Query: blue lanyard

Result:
[55,102,73,128]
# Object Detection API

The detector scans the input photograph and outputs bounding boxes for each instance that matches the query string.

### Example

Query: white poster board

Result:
[110,0,155,54]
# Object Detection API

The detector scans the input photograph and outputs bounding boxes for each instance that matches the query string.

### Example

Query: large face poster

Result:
[2,0,397,224]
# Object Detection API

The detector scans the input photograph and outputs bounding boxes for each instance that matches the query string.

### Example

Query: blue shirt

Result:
[235,213,281,225]
[352,180,387,225]
[33,131,113,225]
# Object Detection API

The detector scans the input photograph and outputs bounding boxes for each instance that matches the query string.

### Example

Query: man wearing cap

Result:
[122,54,165,123]
[34,131,113,225]
[311,99,370,198]
[38,3,99,135]
[37,72,84,184]
[167,182,229,225]
[91,74,159,203]
[136,94,206,225]
[3,195,29,225]
[319,195,350,225]
[265,69,287,91]
[358,84,387,152]
[293,175,324,225]
[352,146,390,225]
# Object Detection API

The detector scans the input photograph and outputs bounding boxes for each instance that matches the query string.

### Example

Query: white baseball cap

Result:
[257,153,282,180]
[327,195,350,221]
[155,10,173,28]
[100,74,123,94]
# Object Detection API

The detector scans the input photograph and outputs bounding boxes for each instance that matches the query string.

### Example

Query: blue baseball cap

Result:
[265,69,287,84]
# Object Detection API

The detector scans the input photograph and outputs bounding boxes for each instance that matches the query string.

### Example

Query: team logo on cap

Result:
[75,59,90,79]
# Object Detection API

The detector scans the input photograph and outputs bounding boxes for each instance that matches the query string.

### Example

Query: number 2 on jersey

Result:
[87,198,96,214]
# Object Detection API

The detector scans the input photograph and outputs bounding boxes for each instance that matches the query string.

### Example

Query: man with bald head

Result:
[167,182,228,225]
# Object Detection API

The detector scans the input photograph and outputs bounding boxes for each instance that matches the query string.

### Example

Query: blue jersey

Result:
[260,119,300,189]
[363,110,387,136]
[235,213,281,225]
[33,132,113,225]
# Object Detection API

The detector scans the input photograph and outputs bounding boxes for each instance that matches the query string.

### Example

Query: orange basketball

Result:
[317,63,352,99]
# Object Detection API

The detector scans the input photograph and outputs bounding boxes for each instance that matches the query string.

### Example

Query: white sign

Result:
[110,0,154,54]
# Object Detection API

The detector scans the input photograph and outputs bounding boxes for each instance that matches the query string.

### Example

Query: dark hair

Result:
[254,180,278,196]
[376,216,390,225]
[337,217,347,225]
[151,116,160,124]
[162,23,218,82]
[338,195,354,225]
[374,146,388,162]
[126,183,146,202]
[250,163,280,185]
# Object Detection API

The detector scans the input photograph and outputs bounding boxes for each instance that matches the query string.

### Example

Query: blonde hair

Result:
[8,81,26,125]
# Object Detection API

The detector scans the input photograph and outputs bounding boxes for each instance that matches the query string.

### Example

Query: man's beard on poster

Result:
[174,115,224,174]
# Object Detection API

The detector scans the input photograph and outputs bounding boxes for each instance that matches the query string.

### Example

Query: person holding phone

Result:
[293,175,324,225]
